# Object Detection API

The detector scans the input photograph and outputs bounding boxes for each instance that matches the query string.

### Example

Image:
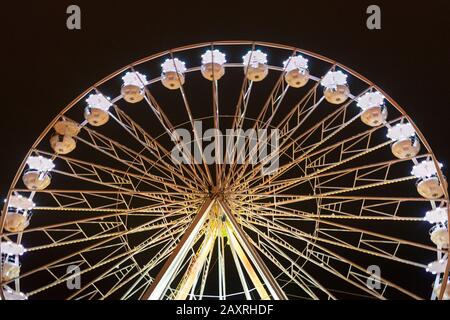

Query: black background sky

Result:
[0,0,449,300]
[1,0,449,197]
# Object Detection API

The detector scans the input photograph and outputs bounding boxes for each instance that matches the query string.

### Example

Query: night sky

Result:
[1,0,449,299]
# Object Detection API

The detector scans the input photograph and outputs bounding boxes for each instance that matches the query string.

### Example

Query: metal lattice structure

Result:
[0,41,448,300]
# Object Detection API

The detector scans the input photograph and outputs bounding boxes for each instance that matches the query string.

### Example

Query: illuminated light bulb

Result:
[320,70,348,89]
[8,195,35,210]
[386,123,415,141]
[411,160,443,178]
[242,50,268,68]
[283,55,308,72]
[201,49,226,65]
[161,58,187,74]
[122,71,148,88]
[86,93,112,111]
[26,156,55,172]
[424,207,448,224]
[357,91,385,110]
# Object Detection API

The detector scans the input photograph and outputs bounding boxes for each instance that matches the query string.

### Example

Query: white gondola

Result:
[391,138,421,159]
[429,225,449,248]
[161,58,186,90]
[283,55,309,88]
[84,93,112,126]
[242,50,268,82]
[22,156,54,190]
[424,207,448,224]
[387,123,421,159]
[417,177,445,199]
[361,106,387,127]
[201,50,226,81]
[121,71,147,103]
[412,160,445,199]
[5,194,33,232]
[321,70,350,104]
[357,92,387,126]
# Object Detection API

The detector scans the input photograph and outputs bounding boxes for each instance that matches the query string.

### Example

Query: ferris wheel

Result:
[0,41,448,300]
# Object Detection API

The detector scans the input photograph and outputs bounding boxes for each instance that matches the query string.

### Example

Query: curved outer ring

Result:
[1,40,448,299]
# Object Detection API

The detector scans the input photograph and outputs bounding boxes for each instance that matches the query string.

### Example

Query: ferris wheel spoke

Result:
[69,223,187,300]
[236,200,439,254]
[135,66,212,187]
[205,45,224,186]
[220,79,253,186]
[35,148,195,195]
[244,153,427,197]
[239,210,435,269]
[26,224,185,298]
[24,217,187,253]
[70,258,143,300]
[236,156,426,205]
[107,104,206,189]
[145,94,212,190]
[233,89,369,190]
[3,204,196,288]
[242,217,425,299]
[258,237,339,300]
[254,234,336,299]
[224,50,327,188]
[11,189,196,217]
[225,43,257,134]
[241,221,386,299]
[299,237,425,299]
[18,186,200,214]
[223,55,294,187]
[163,52,214,186]
[117,217,211,300]
[240,197,432,222]
[242,115,406,193]
[98,101,184,182]
[225,82,321,188]
[220,44,269,186]
[242,139,392,196]
[226,84,328,187]
[19,213,193,298]
[0,200,201,252]
[116,234,184,300]
[73,124,200,193]
[47,156,195,194]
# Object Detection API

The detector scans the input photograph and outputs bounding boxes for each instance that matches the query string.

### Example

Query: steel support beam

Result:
[174,222,218,300]
[141,197,215,300]
[218,198,287,300]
